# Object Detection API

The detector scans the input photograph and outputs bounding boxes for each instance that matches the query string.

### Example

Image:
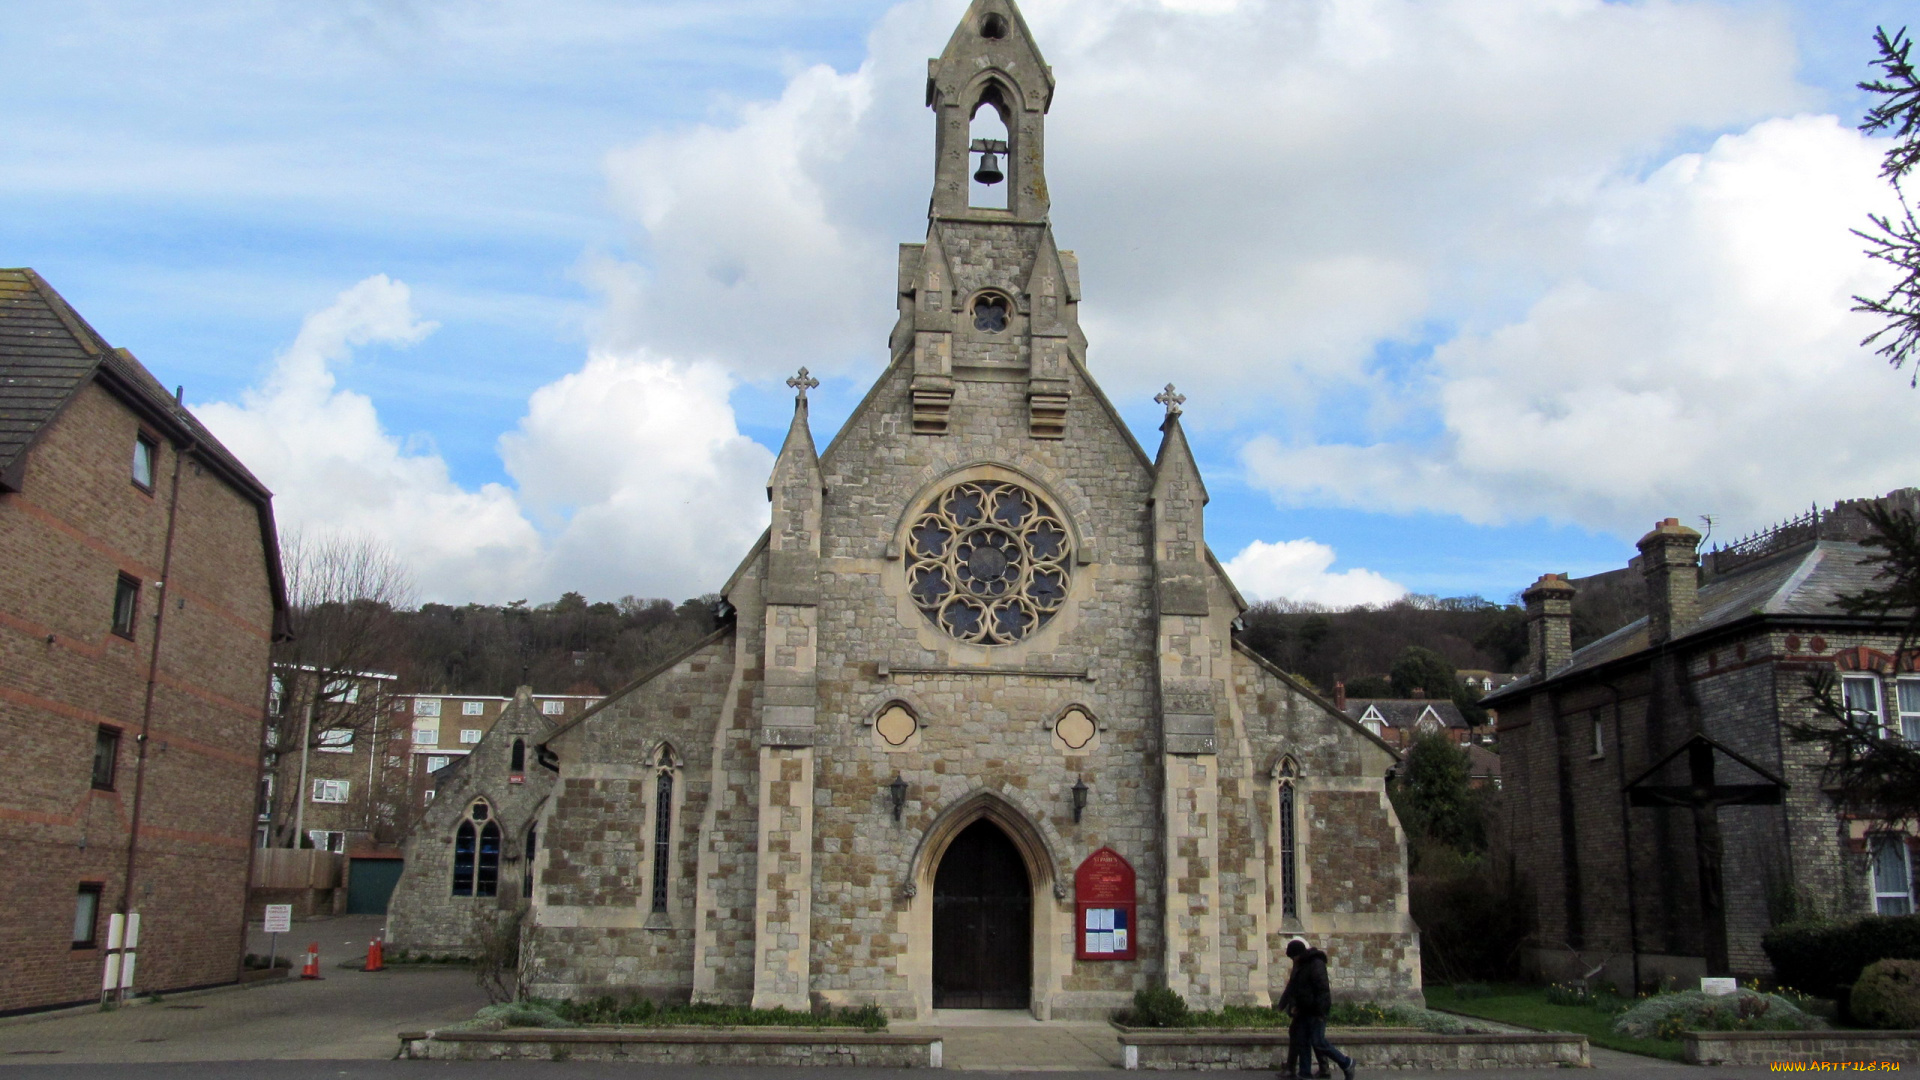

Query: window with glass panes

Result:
[1898,679,1920,741]
[1872,835,1914,915]
[1843,675,1886,734]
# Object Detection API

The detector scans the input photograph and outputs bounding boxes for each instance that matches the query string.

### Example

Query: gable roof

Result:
[1486,540,1885,704]
[1343,698,1470,731]
[0,268,290,634]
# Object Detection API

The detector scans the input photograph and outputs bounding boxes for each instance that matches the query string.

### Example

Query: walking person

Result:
[1276,939,1330,1079]
[1277,938,1353,1080]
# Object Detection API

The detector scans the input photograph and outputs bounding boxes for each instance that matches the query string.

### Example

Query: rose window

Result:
[906,480,1071,645]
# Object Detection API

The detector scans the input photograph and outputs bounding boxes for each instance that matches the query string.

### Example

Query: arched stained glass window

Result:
[476,821,501,898]
[1278,782,1298,920]
[651,770,674,914]
[452,821,476,897]
[523,825,538,899]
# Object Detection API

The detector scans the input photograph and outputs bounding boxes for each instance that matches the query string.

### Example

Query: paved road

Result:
[0,1063,1843,1078]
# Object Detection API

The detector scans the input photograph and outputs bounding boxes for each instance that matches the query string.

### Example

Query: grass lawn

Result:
[1423,985,1684,1061]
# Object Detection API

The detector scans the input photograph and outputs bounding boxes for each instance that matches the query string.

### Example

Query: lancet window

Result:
[452,801,501,898]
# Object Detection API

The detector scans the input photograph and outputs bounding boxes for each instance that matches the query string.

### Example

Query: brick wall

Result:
[0,381,275,1013]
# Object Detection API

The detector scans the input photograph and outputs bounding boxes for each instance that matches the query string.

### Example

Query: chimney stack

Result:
[1333,680,1346,711]
[1521,573,1577,679]
[1637,517,1702,646]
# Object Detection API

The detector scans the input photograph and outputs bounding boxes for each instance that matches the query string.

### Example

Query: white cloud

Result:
[197,276,772,603]
[1245,114,1915,539]
[1224,538,1406,608]
[196,276,546,601]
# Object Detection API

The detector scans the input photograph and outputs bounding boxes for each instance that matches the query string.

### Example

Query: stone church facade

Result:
[401,0,1417,1019]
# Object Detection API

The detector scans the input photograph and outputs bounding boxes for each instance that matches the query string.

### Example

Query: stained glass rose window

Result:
[906,480,1071,644]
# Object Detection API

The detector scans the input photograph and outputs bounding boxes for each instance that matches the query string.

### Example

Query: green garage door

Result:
[347,857,404,914]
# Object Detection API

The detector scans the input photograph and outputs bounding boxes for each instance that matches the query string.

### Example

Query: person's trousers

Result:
[1301,1017,1351,1076]
[1285,1016,1329,1078]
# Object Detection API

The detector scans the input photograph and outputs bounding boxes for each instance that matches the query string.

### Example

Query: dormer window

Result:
[131,433,157,490]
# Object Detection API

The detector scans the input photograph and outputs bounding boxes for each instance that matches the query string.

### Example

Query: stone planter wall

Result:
[1115,1028,1588,1070]
[1684,1030,1920,1066]
[397,1027,942,1067]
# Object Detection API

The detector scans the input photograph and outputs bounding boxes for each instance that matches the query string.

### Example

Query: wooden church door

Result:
[933,819,1032,1008]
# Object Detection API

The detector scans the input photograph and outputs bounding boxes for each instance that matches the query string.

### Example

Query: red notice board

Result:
[1075,847,1137,961]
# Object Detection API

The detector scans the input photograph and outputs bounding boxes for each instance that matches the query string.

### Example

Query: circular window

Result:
[972,293,1010,333]
[906,480,1071,645]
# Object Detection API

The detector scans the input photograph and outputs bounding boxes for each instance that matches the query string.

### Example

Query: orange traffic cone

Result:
[300,943,321,980]
[365,934,384,972]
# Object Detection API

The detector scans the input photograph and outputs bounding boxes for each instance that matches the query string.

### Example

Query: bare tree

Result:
[265,530,416,847]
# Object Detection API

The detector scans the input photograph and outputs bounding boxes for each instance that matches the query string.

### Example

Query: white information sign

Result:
[1700,977,1738,996]
[263,904,293,934]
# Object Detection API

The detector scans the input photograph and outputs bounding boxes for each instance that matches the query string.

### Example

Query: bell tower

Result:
[926,0,1053,222]
[895,0,1083,439]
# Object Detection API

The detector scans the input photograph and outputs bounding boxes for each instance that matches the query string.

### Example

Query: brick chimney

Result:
[1333,680,1346,710]
[1638,517,1702,646]
[1521,573,1576,679]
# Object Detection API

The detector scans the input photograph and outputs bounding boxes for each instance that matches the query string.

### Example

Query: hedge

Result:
[1763,916,1920,999]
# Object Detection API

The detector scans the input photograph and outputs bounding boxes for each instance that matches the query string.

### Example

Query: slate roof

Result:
[0,268,290,633]
[1486,540,1884,705]
[1343,698,1470,732]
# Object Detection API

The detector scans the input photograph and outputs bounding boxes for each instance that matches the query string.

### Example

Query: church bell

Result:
[973,149,1004,186]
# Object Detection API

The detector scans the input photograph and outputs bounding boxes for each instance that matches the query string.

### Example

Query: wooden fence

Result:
[251,848,344,890]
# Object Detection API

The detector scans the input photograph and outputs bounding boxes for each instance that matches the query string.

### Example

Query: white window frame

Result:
[426,755,452,773]
[462,700,486,716]
[414,698,441,717]
[541,700,565,716]
[317,728,354,753]
[1872,834,1914,916]
[306,829,345,853]
[311,779,350,804]
[1591,717,1605,758]
[1842,674,1887,735]
[459,729,483,744]
[1896,677,1920,741]
[321,679,359,704]
[412,724,439,744]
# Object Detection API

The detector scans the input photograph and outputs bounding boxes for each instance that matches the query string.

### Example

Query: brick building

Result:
[426,1,1421,1020]
[262,665,399,853]
[1337,694,1474,749]
[0,269,288,1013]
[395,691,597,811]
[1487,491,1920,989]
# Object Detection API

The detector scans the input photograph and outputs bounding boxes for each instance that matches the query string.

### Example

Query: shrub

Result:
[537,996,885,1030]
[1612,990,1822,1038]
[1118,987,1190,1028]
[471,1002,576,1031]
[1763,915,1920,1000]
[1852,959,1920,1029]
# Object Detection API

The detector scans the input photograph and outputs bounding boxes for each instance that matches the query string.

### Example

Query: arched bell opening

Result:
[968,83,1011,210]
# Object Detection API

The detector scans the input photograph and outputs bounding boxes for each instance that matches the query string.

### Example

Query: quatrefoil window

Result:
[972,293,1010,333]
[907,480,1071,645]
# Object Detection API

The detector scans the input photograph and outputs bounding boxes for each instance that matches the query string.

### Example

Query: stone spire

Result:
[926,0,1055,222]
[1151,396,1210,620]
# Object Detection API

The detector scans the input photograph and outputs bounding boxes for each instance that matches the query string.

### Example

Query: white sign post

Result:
[263,904,292,971]
[101,913,140,1003]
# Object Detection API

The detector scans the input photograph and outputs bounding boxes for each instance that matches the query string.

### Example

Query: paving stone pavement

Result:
[0,915,485,1064]
[898,1011,1121,1070]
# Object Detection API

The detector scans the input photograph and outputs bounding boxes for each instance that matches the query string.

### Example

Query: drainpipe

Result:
[121,433,194,934]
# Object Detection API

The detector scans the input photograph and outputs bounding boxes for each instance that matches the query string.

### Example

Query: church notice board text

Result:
[1075,847,1136,960]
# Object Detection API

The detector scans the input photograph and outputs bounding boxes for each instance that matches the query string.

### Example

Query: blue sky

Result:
[3,0,1915,604]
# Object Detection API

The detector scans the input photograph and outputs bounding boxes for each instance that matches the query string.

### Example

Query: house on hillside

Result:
[1487,491,1920,989]
[0,269,288,1013]
[1335,686,1474,749]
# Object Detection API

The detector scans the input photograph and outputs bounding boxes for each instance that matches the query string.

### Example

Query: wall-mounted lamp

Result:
[1071,777,1089,824]
[889,775,909,823]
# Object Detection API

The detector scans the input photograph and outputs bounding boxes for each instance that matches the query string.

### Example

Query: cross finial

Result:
[786,367,820,402]
[1155,383,1186,419]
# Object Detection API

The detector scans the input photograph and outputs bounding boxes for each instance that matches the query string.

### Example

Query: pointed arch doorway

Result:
[933,818,1032,1008]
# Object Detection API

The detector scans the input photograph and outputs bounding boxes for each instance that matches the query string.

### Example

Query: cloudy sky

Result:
[3,0,1912,606]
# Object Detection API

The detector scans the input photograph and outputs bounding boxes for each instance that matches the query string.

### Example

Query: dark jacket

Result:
[1277,948,1332,1019]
